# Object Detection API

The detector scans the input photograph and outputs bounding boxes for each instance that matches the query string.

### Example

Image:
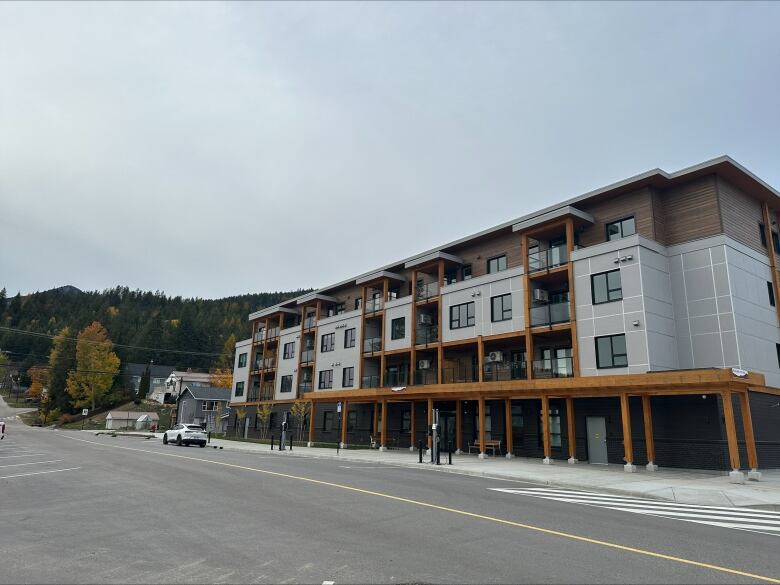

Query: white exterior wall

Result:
[384,297,413,351]
[275,327,299,399]
[315,310,362,391]
[231,338,252,402]
[441,266,525,342]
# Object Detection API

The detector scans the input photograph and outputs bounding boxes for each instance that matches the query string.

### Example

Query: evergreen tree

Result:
[48,327,76,412]
[138,364,151,401]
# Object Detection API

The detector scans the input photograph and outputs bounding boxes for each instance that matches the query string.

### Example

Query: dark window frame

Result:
[605,216,636,241]
[234,381,244,397]
[490,293,512,322]
[462,265,473,280]
[237,353,247,368]
[280,375,292,393]
[321,333,335,353]
[760,223,768,248]
[344,328,356,348]
[591,269,623,305]
[283,342,295,359]
[318,369,333,389]
[342,366,354,388]
[323,411,334,431]
[487,254,507,274]
[391,317,406,340]
[450,301,475,329]
[595,334,628,369]
[769,282,776,307]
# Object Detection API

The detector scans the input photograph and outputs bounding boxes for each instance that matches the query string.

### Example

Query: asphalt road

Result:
[1,413,779,584]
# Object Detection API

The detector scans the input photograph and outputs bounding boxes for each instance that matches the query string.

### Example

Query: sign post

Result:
[81,409,89,430]
[336,402,342,454]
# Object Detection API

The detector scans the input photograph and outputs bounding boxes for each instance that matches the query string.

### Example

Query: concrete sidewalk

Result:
[97,430,780,509]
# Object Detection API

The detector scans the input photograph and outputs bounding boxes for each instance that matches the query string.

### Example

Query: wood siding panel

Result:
[651,188,666,245]
[719,178,765,254]
[449,229,522,279]
[660,176,720,245]
[578,187,655,247]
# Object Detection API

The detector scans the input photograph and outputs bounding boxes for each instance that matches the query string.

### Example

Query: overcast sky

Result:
[2,2,779,299]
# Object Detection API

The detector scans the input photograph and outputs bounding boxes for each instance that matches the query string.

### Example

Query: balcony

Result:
[363,337,382,354]
[530,301,571,327]
[533,356,574,378]
[254,330,265,343]
[362,375,380,388]
[483,362,527,382]
[415,282,439,301]
[303,316,316,329]
[416,324,439,345]
[414,369,438,385]
[298,381,313,393]
[528,246,567,273]
[266,327,280,341]
[384,371,409,387]
[442,364,478,384]
[262,356,277,369]
[365,298,383,314]
[260,384,275,401]
[248,386,260,401]
[300,349,315,363]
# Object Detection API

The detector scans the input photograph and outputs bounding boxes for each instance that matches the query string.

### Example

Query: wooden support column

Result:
[504,398,513,459]
[359,287,367,388]
[410,269,418,386]
[308,401,316,445]
[437,345,443,385]
[341,400,349,447]
[565,217,580,376]
[566,397,577,463]
[738,391,759,473]
[437,262,444,385]
[477,336,484,383]
[721,391,741,472]
[522,233,533,379]
[380,400,388,449]
[410,401,416,450]
[619,393,635,471]
[379,282,386,387]
[478,396,487,458]
[761,202,780,327]
[427,397,433,449]
[541,395,551,463]
[642,395,657,470]
[455,399,463,452]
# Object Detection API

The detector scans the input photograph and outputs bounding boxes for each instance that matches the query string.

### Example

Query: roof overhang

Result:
[405,251,464,269]
[249,305,299,320]
[355,270,407,285]
[296,292,340,305]
[512,206,594,233]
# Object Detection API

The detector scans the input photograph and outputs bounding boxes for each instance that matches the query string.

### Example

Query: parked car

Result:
[162,423,206,447]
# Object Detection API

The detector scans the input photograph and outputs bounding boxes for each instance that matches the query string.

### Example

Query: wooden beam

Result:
[381,399,388,448]
[541,395,551,461]
[308,400,316,444]
[566,397,576,462]
[565,217,580,377]
[761,202,780,327]
[341,400,349,447]
[738,391,759,471]
[477,335,484,383]
[410,269,418,387]
[359,287,367,389]
[522,233,533,379]
[721,391,741,471]
[620,393,634,465]
[427,397,433,449]
[504,398,513,457]
[478,396,486,457]
[455,399,462,452]
[641,395,656,466]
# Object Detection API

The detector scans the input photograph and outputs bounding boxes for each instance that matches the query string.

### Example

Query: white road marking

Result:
[490,487,780,536]
[323,581,335,585]
[0,467,80,480]
[0,459,63,469]
[0,453,47,459]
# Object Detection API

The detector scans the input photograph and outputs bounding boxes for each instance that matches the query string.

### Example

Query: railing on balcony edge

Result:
[415,282,439,301]
[260,386,275,401]
[303,316,316,329]
[266,327,280,340]
[362,375,380,388]
[363,337,382,353]
[384,371,409,387]
[298,382,313,393]
[300,349,315,363]
[530,301,571,327]
[414,369,438,385]
[532,356,574,378]
[441,365,478,384]
[365,298,384,313]
[483,362,527,382]
[528,246,568,273]
[415,324,439,345]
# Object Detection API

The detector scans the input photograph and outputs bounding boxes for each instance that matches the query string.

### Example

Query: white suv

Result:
[163,424,207,447]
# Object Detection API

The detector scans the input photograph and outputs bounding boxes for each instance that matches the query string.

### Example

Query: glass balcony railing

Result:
[530,301,571,327]
[442,364,478,384]
[362,375,380,388]
[414,369,438,386]
[384,371,409,387]
[415,324,439,345]
[298,382,313,393]
[363,337,382,354]
[260,384,275,401]
[300,349,315,363]
[528,246,568,273]
[483,362,527,382]
[254,330,265,343]
[266,327,280,341]
[365,298,383,313]
[415,282,439,301]
[303,316,316,329]
[533,356,574,378]
[248,386,260,401]
[262,356,277,369]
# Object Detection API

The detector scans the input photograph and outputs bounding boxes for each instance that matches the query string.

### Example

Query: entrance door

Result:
[586,416,608,464]
[439,412,456,451]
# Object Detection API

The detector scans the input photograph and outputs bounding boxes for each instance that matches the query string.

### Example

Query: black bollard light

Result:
[271,435,275,450]
[289,433,293,450]
[448,440,453,465]
[418,440,423,463]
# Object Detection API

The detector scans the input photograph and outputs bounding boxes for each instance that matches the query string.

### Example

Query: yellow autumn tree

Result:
[210,334,236,389]
[66,322,120,411]
[26,366,48,400]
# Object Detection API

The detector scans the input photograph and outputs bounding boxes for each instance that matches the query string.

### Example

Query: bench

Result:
[467,438,502,456]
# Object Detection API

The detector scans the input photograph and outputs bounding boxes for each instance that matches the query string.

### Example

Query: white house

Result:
[151,370,212,404]
[105,411,160,431]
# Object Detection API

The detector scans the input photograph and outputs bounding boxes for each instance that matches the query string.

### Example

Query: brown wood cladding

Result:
[449,229,522,278]
[578,187,655,247]
[718,178,765,253]
[657,175,720,245]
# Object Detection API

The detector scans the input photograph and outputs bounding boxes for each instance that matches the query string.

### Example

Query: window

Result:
[445,271,457,285]
[234,381,244,397]
[487,254,507,274]
[344,328,356,348]
[760,223,768,248]
[354,297,362,310]
[769,282,776,307]
[388,287,399,300]
[606,216,636,241]
[283,342,295,359]
[323,411,334,431]
[342,367,354,388]
[347,411,357,431]
[401,411,411,432]
[391,317,406,340]
[237,353,247,368]
[774,233,780,255]
[450,302,475,329]
[334,303,345,315]
[539,407,562,448]
[491,294,512,322]
[318,369,333,389]
[280,375,293,393]
[462,265,472,280]
[591,270,623,304]
[321,333,335,353]
[595,334,628,368]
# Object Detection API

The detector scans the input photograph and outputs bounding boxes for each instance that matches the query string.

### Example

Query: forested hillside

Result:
[0,285,309,371]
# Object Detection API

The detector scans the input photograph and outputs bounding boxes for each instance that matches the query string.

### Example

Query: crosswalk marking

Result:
[490,487,780,536]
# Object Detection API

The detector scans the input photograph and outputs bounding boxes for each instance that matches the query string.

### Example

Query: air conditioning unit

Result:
[533,289,549,303]
[418,359,431,370]
[486,351,504,363]
[418,313,433,325]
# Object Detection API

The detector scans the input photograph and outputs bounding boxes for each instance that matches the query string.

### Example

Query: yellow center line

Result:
[61,434,779,584]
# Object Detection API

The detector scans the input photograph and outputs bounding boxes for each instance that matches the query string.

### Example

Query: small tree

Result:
[209,368,232,390]
[66,322,120,411]
[256,403,272,439]
[137,365,151,403]
[290,400,311,442]
[234,406,247,438]
[26,366,48,401]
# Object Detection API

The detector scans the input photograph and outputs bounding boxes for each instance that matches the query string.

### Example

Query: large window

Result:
[342,367,354,388]
[280,375,292,393]
[283,342,295,359]
[462,265,472,280]
[606,216,636,241]
[487,254,507,274]
[391,317,406,340]
[344,328,356,348]
[234,381,244,397]
[347,410,357,431]
[323,411,334,431]
[318,369,333,389]
[595,334,628,368]
[321,333,335,353]
[237,353,247,368]
[450,302,475,329]
[491,294,512,322]
[591,270,623,304]
[539,407,562,448]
